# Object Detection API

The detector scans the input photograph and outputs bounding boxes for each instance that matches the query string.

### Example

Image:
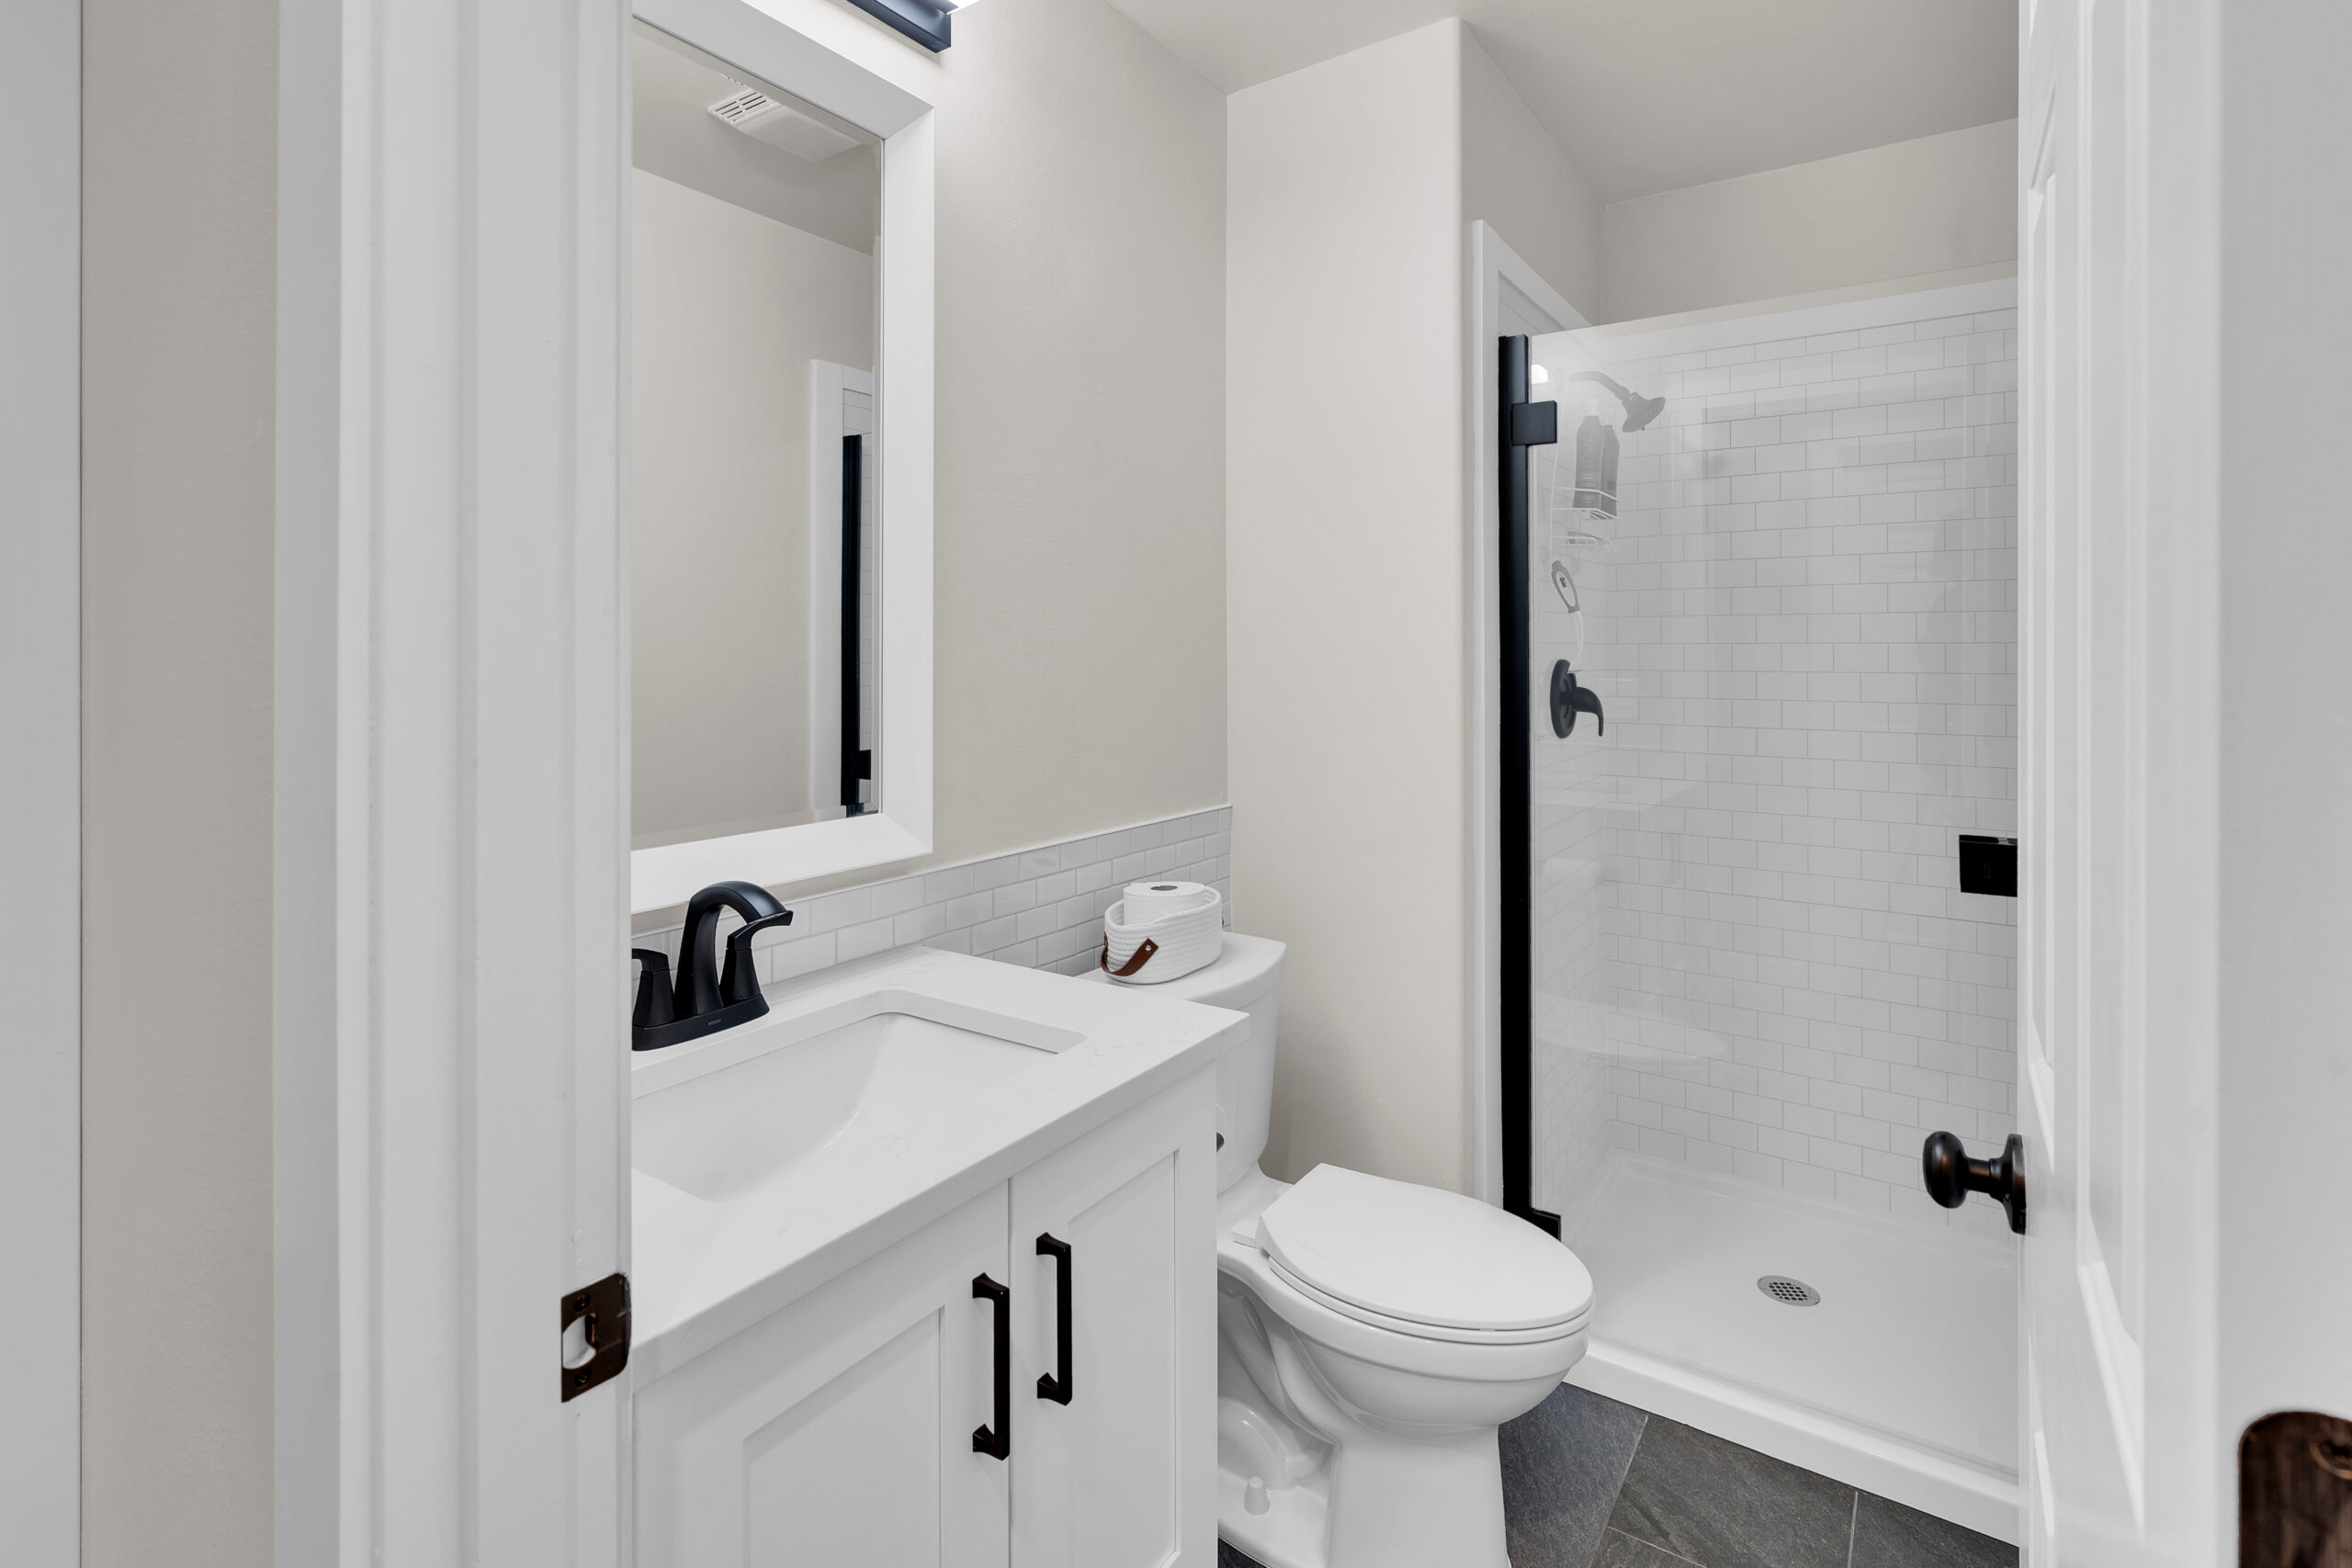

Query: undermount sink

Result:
[626,946,1249,1373]
[633,995,1070,1202]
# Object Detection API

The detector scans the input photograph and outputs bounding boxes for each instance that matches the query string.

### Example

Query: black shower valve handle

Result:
[1922,1131,2027,1235]
[1550,660,1605,739]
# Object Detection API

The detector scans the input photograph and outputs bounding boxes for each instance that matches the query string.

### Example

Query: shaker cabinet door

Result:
[1009,1070,1217,1568]
[634,1183,1012,1568]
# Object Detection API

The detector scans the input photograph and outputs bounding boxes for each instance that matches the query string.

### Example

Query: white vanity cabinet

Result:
[632,1069,1217,1568]
[633,1181,1013,1567]
[1011,1080,1216,1568]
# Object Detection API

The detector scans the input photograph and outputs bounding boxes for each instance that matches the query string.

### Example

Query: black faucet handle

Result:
[1549,660,1606,738]
[631,949,676,1031]
[719,910,796,1006]
[1572,683,1605,737]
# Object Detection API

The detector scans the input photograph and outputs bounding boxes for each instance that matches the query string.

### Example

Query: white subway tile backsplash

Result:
[636,807,1231,993]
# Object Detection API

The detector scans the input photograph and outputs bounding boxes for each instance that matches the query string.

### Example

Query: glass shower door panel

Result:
[1524,286,2020,1229]
[1524,332,1632,1223]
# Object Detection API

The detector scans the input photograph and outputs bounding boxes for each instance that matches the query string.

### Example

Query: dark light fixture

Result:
[842,0,955,51]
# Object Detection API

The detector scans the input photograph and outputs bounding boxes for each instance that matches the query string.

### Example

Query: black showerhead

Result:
[1618,393,1667,433]
[1569,371,1668,434]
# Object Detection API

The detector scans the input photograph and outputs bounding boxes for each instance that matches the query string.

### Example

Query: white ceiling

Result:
[633,22,878,253]
[1096,0,2018,204]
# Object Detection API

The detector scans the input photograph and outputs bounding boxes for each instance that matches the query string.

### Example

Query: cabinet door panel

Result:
[1011,1071,1216,1568]
[741,1317,944,1563]
[635,1184,1012,1568]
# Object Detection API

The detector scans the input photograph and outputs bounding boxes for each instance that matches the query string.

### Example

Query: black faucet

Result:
[631,879,794,1051]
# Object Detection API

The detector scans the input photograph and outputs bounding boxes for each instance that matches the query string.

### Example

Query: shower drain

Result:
[1757,1275,1821,1306]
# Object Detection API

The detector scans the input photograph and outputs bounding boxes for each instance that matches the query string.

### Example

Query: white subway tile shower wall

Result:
[637,807,1232,985]
[1532,281,2018,1233]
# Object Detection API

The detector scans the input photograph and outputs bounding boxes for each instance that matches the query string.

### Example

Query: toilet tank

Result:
[1081,933,1283,1193]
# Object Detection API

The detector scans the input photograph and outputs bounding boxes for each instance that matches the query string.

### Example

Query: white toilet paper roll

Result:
[1122,880,1213,925]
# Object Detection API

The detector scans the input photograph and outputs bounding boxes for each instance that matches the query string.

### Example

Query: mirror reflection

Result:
[630,20,881,852]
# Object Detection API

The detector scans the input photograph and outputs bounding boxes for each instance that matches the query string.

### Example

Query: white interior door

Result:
[275,1,630,1562]
[2018,1,2222,1561]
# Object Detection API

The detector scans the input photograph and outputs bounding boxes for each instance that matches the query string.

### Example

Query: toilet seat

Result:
[1261,1253,1590,1346]
[1252,1165,1593,1344]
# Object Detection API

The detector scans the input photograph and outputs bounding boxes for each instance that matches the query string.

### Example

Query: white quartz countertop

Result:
[629,944,1246,1381]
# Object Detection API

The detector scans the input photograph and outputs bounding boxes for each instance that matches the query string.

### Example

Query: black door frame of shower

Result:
[1498,334,1562,1237]
[840,432,868,816]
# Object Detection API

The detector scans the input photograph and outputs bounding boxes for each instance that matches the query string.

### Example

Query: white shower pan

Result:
[1562,1156,2019,1542]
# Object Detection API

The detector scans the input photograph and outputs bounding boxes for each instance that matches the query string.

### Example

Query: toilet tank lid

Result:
[1255,1165,1593,1334]
[1079,931,1285,1008]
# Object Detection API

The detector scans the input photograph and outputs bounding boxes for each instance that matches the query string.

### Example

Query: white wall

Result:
[1461,27,1600,321]
[925,0,1227,871]
[81,0,277,1562]
[1599,120,2019,325]
[2216,0,2352,1483]
[1227,20,1475,1192]
[630,168,874,847]
[4,2,81,1562]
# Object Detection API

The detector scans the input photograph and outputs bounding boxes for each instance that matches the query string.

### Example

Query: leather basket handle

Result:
[1099,936,1159,977]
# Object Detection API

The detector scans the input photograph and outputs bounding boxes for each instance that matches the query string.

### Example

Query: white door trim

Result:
[1467,220,1587,1208]
[808,361,877,815]
[276,3,631,1562]
[1,3,81,1561]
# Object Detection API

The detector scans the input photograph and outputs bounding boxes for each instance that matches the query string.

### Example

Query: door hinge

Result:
[560,1271,631,1402]
[1507,399,1558,448]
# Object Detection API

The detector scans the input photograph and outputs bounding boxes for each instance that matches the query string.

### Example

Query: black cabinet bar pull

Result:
[972,1272,1010,1459]
[1035,1235,1073,1404]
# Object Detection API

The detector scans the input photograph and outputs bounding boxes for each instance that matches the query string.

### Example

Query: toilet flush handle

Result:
[1922,1132,2027,1235]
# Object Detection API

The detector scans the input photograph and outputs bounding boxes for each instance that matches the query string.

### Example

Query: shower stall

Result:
[1501,278,2022,1540]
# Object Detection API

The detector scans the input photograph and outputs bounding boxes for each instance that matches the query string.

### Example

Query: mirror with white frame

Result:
[628,0,933,914]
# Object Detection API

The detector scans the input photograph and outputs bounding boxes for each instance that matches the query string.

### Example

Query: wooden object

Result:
[2242,1411,2352,1567]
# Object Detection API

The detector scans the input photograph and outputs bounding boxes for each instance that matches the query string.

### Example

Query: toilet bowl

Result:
[1085,934,1595,1568]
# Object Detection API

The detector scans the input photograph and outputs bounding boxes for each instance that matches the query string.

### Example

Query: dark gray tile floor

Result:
[1220,1383,2016,1568]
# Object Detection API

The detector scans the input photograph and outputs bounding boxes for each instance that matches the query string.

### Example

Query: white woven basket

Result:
[1100,885,1223,984]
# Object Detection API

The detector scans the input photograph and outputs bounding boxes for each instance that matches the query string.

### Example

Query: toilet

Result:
[1087,934,1594,1568]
